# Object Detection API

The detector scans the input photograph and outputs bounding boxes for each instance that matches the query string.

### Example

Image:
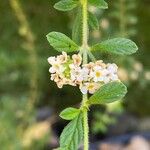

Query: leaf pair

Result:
[47,32,138,55]
[59,82,127,118]
[59,82,127,112]
[54,0,108,12]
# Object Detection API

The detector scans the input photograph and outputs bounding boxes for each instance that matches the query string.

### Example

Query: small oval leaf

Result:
[72,8,82,45]
[46,32,79,52]
[88,82,127,105]
[88,0,108,9]
[91,38,138,55]
[60,107,80,120]
[88,12,99,30]
[54,0,78,11]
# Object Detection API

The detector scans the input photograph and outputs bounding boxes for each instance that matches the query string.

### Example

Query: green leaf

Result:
[54,0,78,11]
[88,12,99,30]
[46,32,79,52]
[60,113,83,150]
[72,9,82,45]
[91,38,138,55]
[88,82,127,105]
[60,107,80,120]
[88,0,108,9]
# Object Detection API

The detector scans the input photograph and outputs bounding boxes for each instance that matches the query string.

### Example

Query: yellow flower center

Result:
[88,84,94,90]
[96,71,101,77]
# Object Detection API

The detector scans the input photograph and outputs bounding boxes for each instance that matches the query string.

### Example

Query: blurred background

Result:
[0,0,150,149]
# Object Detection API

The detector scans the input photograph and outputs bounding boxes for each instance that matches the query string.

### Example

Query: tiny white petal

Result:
[93,66,102,71]
[111,74,118,81]
[69,64,75,69]
[49,67,55,73]
[103,76,110,83]
[89,89,96,94]
[47,57,56,65]
[80,85,88,94]
[77,75,83,82]
[107,63,118,73]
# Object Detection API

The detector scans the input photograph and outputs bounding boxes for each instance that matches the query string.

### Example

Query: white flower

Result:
[70,65,83,82]
[110,74,118,81]
[50,74,59,82]
[49,64,65,74]
[103,74,118,83]
[72,54,82,66]
[80,82,100,94]
[70,65,90,83]
[57,51,68,63]
[95,60,107,68]
[83,62,95,70]
[80,84,88,94]
[107,63,118,73]
[104,63,119,83]
[48,54,65,74]
[90,66,107,82]
[81,67,90,81]
[63,78,76,87]
[56,81,64,88]
[47,56,56,65]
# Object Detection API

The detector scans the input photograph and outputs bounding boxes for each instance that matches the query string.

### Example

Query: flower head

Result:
[48,52,119,94]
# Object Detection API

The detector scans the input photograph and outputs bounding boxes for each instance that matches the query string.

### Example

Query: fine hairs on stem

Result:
[81,0,89,149]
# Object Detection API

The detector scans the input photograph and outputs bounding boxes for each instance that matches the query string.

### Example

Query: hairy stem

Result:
[81,0,89,149]
[82,94,89,150]
[82,0,88,47]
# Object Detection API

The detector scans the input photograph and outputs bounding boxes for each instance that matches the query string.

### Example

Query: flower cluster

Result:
[48,52,119,94]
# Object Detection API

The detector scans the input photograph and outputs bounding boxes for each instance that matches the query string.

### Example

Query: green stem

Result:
[81,0,89,149]
[82,0,88,47]
[82,95,89,150]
